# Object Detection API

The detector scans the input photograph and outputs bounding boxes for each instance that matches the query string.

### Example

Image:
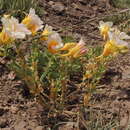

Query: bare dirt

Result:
[1,0,130,130]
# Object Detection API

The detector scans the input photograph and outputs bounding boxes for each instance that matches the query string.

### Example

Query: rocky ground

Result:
[1,0,130,130]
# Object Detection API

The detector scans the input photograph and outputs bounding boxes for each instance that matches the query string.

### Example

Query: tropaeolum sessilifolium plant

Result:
[0,8,129,112]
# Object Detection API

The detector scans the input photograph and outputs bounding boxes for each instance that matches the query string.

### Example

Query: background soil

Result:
[0,0,130,130]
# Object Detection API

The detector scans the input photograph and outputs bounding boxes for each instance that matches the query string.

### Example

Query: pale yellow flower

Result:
[22,8,43,35]
[98,31,129,58]
[100,40,119,57]
[3,14,10,18]
[41,25,53,41]
[99,21,113,40]
[84,71,93,79]
[60,42,76,51]
[0,30,13,44]
[61,38,87,58]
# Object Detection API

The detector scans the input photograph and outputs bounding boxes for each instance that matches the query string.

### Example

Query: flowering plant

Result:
[0,9,129,113]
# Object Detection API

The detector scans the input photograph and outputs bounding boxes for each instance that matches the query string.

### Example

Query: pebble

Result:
[48,1,54,6]
[49,1,65,12]
[35,126,44,130]
[1,128,11,130]
[0,119,8,128]
[10,106,18,114]
[14,121,27,130]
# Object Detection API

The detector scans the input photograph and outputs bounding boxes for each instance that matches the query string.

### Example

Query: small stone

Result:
[1,128,11,130]
[51,2,65,12]
[10,106,18,114]
[14,121,27,130]
[35,126,44,130]
[48,1,54,6]
[0,119,8,128]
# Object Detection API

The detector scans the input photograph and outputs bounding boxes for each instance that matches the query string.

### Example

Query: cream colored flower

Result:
[110,28,130,40]
[2,17,31,38]
[99,21,113,40]
[108,31,129,47]
[47,32,63,53]
[22,8,43,34]
[0,16,31,44]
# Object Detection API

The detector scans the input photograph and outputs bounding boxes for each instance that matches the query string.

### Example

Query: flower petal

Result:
[119,32,130,40]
